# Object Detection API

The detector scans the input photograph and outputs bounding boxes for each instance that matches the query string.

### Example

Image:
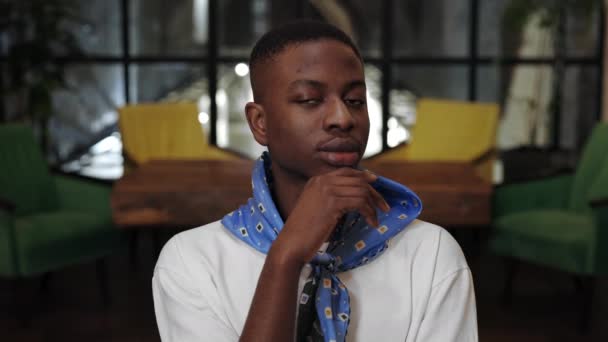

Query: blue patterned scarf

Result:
[222,152,422,342]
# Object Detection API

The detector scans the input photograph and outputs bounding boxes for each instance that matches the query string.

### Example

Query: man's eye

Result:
[345,99,366,107]
[297,99,322,106]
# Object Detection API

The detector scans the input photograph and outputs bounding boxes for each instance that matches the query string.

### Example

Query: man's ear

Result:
[245,102,268,146]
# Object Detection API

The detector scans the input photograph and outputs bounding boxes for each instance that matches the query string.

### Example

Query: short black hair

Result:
[249,20,362,101]
[250,19,362,67]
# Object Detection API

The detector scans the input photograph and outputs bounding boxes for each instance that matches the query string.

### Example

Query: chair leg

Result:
[36,271,52,310]
[12,277,32,327]
[39,272,51,294]
[575,276,595,334]
[152,229,162,261]
[128,230,139,270]
[95,258,110,307]
[502,258,520,307]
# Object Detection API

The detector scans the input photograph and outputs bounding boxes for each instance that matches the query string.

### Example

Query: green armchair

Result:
[490,123,608,330]
[0,124,125,304]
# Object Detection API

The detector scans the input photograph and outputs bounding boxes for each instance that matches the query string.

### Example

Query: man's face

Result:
[254,39,369,180]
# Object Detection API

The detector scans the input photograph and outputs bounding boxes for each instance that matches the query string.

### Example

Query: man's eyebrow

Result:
[286,79,366,92]
[286,79,326,91]
[343,80,366,93]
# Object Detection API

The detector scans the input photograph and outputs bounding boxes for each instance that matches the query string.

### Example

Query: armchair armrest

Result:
[588,160,608,208]
[0,200,18,276]
[583,160,608,274]
[591,201,608,274]
[0,196,16,214]
[52,174,112,215]
[493,174,573,218]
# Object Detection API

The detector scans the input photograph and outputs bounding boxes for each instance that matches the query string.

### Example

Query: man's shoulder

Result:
[155,219,246,273]
[392,219,446,249]
[389,219,469,283]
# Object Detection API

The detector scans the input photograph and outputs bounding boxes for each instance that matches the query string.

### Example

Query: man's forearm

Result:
[240,249,304,341]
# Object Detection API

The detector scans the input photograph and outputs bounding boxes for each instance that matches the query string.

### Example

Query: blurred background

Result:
[1,0,608,341]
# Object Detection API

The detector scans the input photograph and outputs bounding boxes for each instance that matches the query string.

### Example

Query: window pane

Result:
[393,0,469,57]
[479,0,601,58]
[74,0,122,55]
[218,0,381,58]
[481,64,599,150]
[216,63,259,157]
[0,1,121,56]
[393,66,468,100]
[565,8,600,57]
[477,65,502,103]
[319,0,383,58]
[130,0,207,56]
[219,0,276,57]
[561,66,599,150]
[496,64,554,149]
[130,64,207,103]
[50,64,125,161]
[364,64,383,157]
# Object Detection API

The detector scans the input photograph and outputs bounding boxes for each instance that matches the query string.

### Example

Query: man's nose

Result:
[323,97,355,131]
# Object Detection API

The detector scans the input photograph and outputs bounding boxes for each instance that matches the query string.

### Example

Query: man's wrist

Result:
[267,242,306,271]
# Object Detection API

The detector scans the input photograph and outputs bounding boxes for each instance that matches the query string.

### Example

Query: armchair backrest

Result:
[406,99,500,162]
[369,98,499,182]
[0,124,57,216]
[118,102,238,165]
[569,123,608,212]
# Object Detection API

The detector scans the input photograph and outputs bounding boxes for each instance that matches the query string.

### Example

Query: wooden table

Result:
[111,159,492,229]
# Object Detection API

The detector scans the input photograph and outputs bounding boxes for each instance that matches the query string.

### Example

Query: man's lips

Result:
[317,138,361,153]
[317,138,362,166]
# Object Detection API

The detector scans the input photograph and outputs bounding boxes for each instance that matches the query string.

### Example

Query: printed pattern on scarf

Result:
[222,152,422,342]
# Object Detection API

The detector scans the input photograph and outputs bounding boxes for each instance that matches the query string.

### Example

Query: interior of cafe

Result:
[1,0,608,341]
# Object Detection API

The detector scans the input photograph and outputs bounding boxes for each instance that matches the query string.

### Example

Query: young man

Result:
[153,20,478,341]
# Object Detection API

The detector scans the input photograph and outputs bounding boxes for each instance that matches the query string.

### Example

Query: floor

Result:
[1,230,607,342]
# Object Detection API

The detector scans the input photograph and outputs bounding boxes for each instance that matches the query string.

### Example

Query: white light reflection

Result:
[387,126,409,148]
[234,63,249,77]
[198,111,210,124]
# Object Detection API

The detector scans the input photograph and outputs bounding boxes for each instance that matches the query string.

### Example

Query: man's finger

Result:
[367,184,390,212]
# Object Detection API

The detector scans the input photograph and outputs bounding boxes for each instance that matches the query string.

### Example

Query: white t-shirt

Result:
[153,219,478,342]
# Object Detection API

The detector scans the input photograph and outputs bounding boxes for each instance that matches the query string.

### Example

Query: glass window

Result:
[219,0,277,57]
[565,7,600,57]
[216,62,259,157]
[479,63,599,150]
[479,0,601,58]
[218,0,382,58]
[363,64,383,157]
[129,64,207,103]
[393,65,469,100]
[130,0,207,56]
[496,64,554,149]
[73,0,122,55]
[477,65,502,103]
[49,64,125,161]
[560,66,599,149]
[0,0,121,56]
[393,0,469,57]
[308,0,383,58]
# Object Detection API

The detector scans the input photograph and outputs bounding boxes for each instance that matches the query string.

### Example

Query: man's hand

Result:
[271,167,390,265]
[240,167,389,342]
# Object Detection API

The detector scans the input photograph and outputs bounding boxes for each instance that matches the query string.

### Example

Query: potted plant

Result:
[0,0,84,153]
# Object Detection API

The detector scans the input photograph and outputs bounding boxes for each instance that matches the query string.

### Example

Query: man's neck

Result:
[268,166,308,221]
